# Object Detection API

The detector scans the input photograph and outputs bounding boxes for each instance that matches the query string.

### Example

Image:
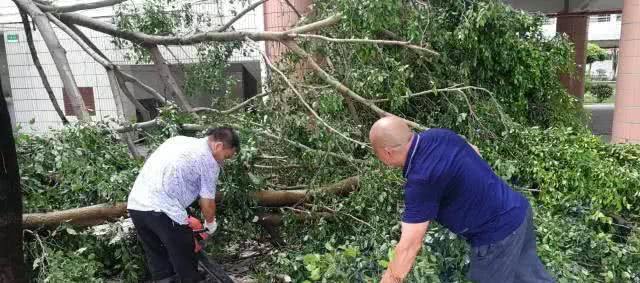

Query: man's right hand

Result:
[204,219,218,235]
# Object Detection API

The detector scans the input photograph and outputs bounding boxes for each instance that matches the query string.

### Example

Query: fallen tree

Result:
[22,176,359,229]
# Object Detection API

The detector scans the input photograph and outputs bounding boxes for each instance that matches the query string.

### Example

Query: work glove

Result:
[204,219,218,235]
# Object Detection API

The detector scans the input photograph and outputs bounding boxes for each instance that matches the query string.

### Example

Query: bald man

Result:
[370,117,553,283]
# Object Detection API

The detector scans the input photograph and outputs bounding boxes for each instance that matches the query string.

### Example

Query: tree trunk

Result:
[148,45,193,111]
[19,9,68,124]
[252,176,359,206]
[0,74,26,282]
[23,203,128,229]
[23,176,359,229]
[13,0,91,122]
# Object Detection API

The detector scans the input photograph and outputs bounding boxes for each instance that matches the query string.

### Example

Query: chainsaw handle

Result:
[192,228,208,234]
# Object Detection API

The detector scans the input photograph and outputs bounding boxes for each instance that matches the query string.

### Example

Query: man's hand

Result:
[204,219,218,235]
[468,142,481,157]
[380,221,430,283]
[381,269,403,283]
[199,197,217,234]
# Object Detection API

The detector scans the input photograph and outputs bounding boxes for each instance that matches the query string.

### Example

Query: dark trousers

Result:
[129,210,200,282]
[467,206,555,283]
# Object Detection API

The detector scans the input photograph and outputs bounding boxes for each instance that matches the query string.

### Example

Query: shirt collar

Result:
[403,133,420,178]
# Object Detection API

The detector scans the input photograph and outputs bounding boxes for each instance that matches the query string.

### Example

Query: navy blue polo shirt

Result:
[402,129,528,247]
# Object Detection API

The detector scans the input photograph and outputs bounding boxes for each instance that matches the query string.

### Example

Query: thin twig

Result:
[247,38,369,147]
[291,34,439,55]
[253,164,303,169]
[282,0,301,18]
[370,84,467,103]
[218,0,268,32]
[311,204,372,228]
[258,154,288,159]
[282,40,427,130]
[270,184,308,190]
[191,92,272,114]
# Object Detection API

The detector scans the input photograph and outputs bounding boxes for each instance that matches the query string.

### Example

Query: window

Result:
[63,87,95,116]
[590,15,611,23]
[616,14,622,22]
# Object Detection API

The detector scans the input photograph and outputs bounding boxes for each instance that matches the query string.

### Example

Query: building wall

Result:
[0,0,265,133]
[543,14,622,81]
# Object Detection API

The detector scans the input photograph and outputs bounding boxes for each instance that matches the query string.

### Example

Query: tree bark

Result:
[19,9,68,124]
[252,176,359,206]
[23,203,128,229]
[13,0,91,121]
[148,45,192,111]
[22,176,359,229]
[0,73,26,282]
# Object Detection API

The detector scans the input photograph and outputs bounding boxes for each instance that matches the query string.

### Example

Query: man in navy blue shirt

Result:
[370,117,554,283]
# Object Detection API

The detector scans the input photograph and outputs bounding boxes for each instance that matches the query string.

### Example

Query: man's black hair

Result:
[206,127,240,152]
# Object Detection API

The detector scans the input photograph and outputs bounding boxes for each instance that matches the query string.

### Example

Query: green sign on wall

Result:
[6,33,19,43]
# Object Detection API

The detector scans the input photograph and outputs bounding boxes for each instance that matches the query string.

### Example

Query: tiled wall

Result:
[0,0,266,133]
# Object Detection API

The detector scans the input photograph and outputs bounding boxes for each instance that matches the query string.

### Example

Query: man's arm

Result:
[468,142,481,156]
[199,198,216,223]
[381,221,430,282]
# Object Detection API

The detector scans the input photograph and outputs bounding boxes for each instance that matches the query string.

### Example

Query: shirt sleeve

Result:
[199,162,219,199]
[402,178,445,223]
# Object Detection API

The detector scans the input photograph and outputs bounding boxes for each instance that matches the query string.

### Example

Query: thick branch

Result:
[291,34,438,55]
[282,40,426,130]
[115,119,159,133]
[148,45,193,111]
[46,12,112,68]
[36,0,127,13]
[23,176,358,228]
[23,203,128,229]
[61,20,167,105]
[19,9,68,124]
[248,38,368,147]
[217,0,268,32]
[55,12,341,45]
[14,0,91,121]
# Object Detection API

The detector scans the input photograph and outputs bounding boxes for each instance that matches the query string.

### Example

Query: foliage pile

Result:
[17,0,640,282]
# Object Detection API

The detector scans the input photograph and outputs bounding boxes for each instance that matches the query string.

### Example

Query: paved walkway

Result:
[584,103,614,142]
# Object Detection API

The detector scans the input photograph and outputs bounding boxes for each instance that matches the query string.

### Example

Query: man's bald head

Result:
[369,116,414,168]
[370,116,413,149]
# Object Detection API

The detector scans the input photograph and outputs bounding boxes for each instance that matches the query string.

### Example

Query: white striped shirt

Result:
[127,136,219,225]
